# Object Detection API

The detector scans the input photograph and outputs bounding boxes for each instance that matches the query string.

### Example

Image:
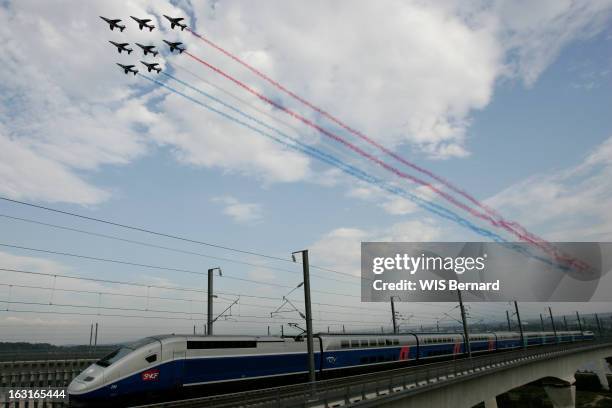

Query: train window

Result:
[187,341,256,349]
[341,340,349,348]
[378,339,385,346]
[96,347,133,367]
[393,339,399,345]
[350,340,359,348]
[385,339,392,346]
[360,340,368,347]
[145,354,157,363]
[369,339,376,347]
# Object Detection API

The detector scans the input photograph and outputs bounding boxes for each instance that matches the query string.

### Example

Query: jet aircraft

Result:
[100,16,125,32]
[141,61,162,73]
[109,41,132,54]
[163,15,187,31]
[135,43,159,57]
[116,63,138,75]
[130,16,155,31]
[163,40,185,54]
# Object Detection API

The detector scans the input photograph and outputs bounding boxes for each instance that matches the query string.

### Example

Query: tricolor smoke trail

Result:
[181,50,586,271]
[186,29,580,271]
[141,73,499,240]
[186,28,491,207]
[140,72,559,269]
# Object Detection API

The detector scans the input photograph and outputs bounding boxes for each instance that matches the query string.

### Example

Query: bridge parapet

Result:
[0,358,96,388]
[132,340,612,408]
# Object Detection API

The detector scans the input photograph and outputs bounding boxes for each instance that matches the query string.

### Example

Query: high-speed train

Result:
[68,330,594,405]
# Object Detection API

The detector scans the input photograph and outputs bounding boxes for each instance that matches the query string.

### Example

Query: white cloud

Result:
[194,1,501,159]
[495,0,612,86]
[0,0,609,207]
[310,220,443,276]
[212,195,263,223]
[191,0,611,160]
[380,197,418,216]
[486,135,612,240]
[0,132,109,204]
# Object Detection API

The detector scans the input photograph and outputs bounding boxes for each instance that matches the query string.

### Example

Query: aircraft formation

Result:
[100,15,186,75]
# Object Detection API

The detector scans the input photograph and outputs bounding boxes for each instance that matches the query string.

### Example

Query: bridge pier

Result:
[543,384,576,408]
[543,376,575,408]
[593,358,610,390]
[483,397,498,408]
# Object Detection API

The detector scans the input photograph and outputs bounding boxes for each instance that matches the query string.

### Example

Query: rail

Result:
[133,339,612,408]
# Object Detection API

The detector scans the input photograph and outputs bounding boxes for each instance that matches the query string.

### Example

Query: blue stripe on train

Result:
[76,335,594,400]
[183,352,321,384]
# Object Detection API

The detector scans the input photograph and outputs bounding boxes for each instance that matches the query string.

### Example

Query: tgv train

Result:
[68,330,594,405]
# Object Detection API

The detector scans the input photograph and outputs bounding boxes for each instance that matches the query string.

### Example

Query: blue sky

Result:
[0,0,611,343]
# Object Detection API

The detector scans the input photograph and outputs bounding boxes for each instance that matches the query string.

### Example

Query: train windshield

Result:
[96,337,156,367]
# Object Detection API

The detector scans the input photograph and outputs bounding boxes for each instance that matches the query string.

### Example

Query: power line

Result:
[0,299,392,326]
[0,197,358,280]
[0,213,359,286]
[0,282,392,320]
[0,267,387,314]
[0,242,359,298]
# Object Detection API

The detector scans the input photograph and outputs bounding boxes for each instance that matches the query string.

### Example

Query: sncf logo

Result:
[141,369,160,381]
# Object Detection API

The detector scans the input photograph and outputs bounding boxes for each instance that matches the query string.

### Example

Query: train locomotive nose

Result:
[68,376,90,393]
[68,363,105,398]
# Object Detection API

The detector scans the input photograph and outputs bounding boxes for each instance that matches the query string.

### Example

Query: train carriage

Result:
[495,332,522,349]
[416,333,464,360]
[68,330,595,405]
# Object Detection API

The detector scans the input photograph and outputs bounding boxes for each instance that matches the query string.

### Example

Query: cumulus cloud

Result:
[211,195,263,223]
[495,0,612,86]
[487,135,612,240]
[1,0,610,206]
[310,219,443,276]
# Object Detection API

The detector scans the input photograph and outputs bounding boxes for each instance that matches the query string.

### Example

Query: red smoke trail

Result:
[186,29,574,269]
[183,50,586,271]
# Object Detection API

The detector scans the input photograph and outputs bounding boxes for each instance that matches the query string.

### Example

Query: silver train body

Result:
[68,330,594,404]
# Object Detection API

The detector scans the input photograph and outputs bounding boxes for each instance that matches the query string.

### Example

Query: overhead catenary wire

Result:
[0,213,359,286]
[0,299,397,326]
[0,196,358,280]
[0,242,359,298]
[0,281,393,320]
[0,267,394,314]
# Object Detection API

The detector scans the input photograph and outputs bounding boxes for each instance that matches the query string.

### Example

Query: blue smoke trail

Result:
[159,72,502,238]
[139,73,559,268]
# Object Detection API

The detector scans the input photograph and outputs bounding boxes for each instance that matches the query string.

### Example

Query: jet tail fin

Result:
[128,50,132,55]
[120,26,125,32]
